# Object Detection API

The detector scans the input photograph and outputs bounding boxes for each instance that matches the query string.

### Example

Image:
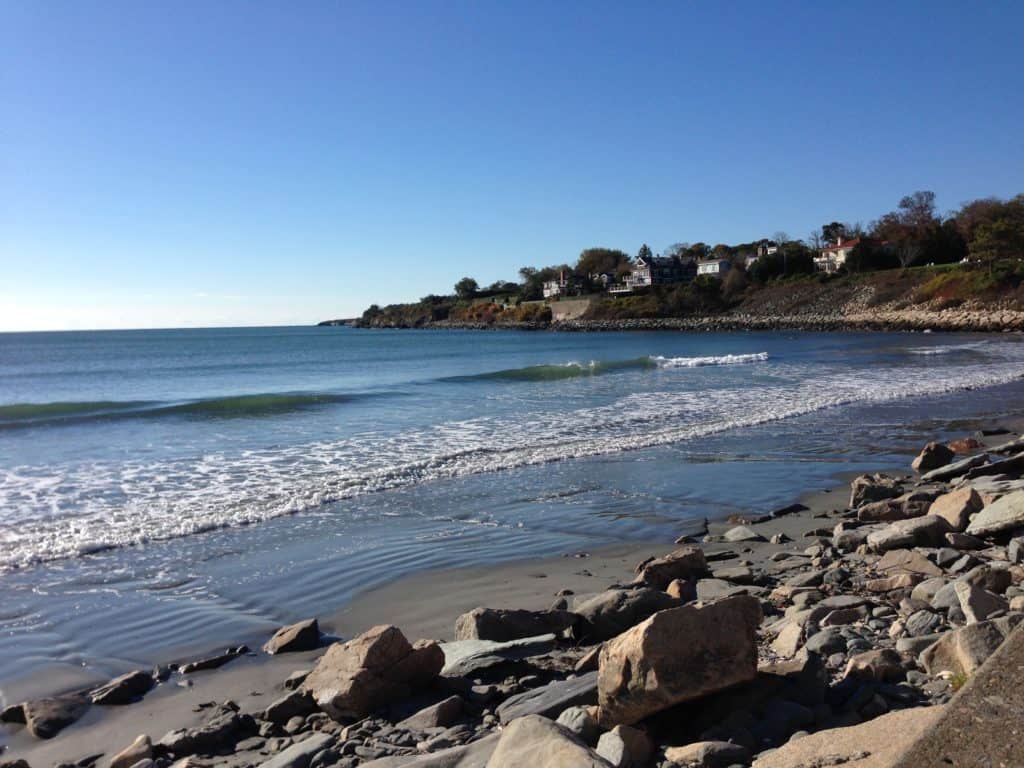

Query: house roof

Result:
[820,237,861,254]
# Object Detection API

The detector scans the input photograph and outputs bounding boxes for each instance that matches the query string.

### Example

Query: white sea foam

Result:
[651,352,769,367]
[1,346,1022,569]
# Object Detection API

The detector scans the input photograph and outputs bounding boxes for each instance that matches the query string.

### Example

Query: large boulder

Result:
[928,488,984,532]
[301,625,443,720]
[264,618,320,654]
[965,491,1024,537]
[634,547,708,590]
[867,515,951,552]
[665,740,751,767]
[573,589,682,642]
[953,581,1008,624]
[912,442,955,473]
[920,615,1022,676]
[597,595,762,726]
[440,634,556,677]
[849,473,903,509]
[454,607,576,642]
[487,715,613,768]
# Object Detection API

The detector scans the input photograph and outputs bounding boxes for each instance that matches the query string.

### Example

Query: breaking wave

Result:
[1,351,1022,570]
[447,352,769,382]
[0,392,364,429]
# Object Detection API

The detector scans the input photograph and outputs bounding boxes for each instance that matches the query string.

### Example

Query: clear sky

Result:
[2,1,1023,331]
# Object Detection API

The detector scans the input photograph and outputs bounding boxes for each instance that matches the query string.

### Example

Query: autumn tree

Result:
[454,277,479,300]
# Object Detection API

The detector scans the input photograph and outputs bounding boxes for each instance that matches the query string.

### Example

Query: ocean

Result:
[1,326,1023,699]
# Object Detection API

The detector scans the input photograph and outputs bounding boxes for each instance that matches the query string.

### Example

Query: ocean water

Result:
[1,327,1023,700]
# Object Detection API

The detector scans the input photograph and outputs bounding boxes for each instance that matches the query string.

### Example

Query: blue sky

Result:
[2,1,1023,330]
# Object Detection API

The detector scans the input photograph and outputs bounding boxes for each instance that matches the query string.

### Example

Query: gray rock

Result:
[595,725,652,768]
[573,588,681,642]
[663,740,751,768]
[264,619,320,655]
[496,671,598,724]
[264,690,317,725]
[896,633,946,655]
[440,634,556,677]
[634,546,708,589]
[454,607,576,642]
[257,733,334,768]
[850,473,903,508]
[804,628,846,655]
[555,706,600,745]
[22,694,90,739]
[966,491,1024,537]
[90,670,154,705]
[487,715,611,768]
[398,696,464,731]
[920,615,1023,676]
[912,442,955,473]
[722,525,766,543]
[921,453,990,483]
[953,581,1008,624]
[904,610,943,637]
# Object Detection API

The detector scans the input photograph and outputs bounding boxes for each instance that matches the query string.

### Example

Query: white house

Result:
[696,259,732,279]
[815,237,861,273]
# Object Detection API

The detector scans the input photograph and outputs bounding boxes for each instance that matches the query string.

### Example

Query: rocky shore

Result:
[351,306,1024,333]
[5,429,1024,767]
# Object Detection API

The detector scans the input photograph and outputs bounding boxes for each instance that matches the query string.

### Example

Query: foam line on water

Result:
[0,350,1022,569]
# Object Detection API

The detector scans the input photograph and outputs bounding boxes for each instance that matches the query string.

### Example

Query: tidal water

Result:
[1,327,1023,700]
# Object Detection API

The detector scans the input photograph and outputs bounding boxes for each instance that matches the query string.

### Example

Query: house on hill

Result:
[697,259,732,279]
[612,254,697,293]
[815,238,861,273]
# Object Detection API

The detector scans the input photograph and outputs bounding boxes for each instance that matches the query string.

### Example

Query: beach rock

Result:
[440,634,555,677]
[843,648,903,682]
[771,622,803,658]
[597,595,761,726]
[962,564,1013,594]
[634,546,708,589]
[920,615,1023,676]
[179,646,247,674]
[666,578,697,601]
[929,488,984,532]
[595,725,652,768]
[876,548,942,577]
[264,690,317,724]
[573,588,681,642]
[110,735,153,768]
[722,526,766,543]
[359,733,501,767]
[804,628,846,655]
[751,705,944,768]
[966,491,1024,537]
[90,670,154,705]
[964,450,1024,481]
[398,695,464,730]
[850,474,902,508]
[257,732,334,768]
[911,577,948,604]
[867,516,951,552]
[301,625,443,721]
[664,740,750,767]
[264,618,320,655]
[454,607,576,642]
[922,453,990,483]
[22,694,90,739]
[556,706,600,745]
[912,442,955,472]
[576,646,602,674]
[946,532,985,550]
[949,437,985,454]
[954,581,1008,624]
[157,708,254,755]
[867,573,921,592]
[496,671,598,724]
[487,715,612,768]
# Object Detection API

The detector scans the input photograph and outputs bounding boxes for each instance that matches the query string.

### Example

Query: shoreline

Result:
[344,303,1024,334]
[5,418,1024,765]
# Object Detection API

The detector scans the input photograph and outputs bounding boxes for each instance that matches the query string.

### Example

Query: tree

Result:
[844,240,899,272]
[637,244,653,261]
[575,248,631,277]
[821,222,848,244]
[871,190,941,268]
[454,277,479,300]
[971,216,1024,273]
